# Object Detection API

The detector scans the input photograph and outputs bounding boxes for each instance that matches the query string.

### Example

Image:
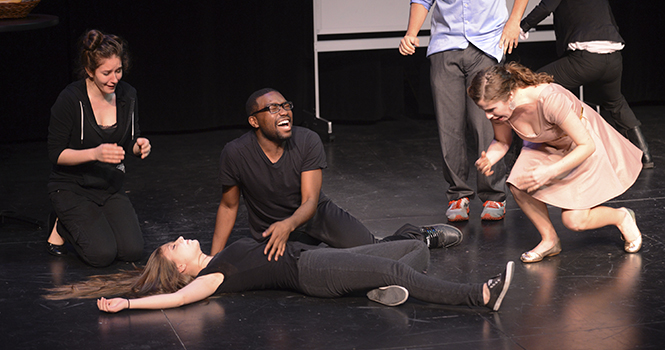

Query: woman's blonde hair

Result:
[44,243,195,300]
[468,61,554,104]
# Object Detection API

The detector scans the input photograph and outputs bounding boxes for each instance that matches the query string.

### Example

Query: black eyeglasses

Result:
[251,101,294,116]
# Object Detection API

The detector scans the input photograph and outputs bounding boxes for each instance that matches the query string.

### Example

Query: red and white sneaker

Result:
[481,200,506,221]
[446,198,470,222]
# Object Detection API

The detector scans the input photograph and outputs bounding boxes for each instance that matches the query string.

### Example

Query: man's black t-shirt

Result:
[219,126,327,240]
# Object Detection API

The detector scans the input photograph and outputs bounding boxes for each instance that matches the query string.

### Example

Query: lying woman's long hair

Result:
[44,243,195,300]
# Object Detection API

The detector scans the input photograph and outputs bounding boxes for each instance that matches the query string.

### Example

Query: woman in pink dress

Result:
[467,62,643,263]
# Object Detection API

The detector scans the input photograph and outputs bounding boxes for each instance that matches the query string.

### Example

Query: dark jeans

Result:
[50,190,144,267]
[538,50,640,132]
[429,45,507,202]
[291,199,425,248]
[297,240,484,307]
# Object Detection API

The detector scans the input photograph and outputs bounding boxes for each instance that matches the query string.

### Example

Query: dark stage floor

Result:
[2,105,665,349]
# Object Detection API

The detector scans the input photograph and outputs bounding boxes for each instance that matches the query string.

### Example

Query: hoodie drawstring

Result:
[79,101,84,144]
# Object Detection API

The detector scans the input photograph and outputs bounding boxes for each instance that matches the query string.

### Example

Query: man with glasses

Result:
[210,88,463,260]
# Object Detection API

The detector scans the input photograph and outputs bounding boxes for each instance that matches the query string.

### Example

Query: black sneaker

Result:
[486,261,515,311]
[420,224,463,248]
[367,285,409,306]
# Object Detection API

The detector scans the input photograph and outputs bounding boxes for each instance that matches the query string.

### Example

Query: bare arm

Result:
[476,122,513,176]
[500,0,530,54]
[544,113,595,178]
[97,273,224,313]
[56,137,149,166]
[262,169,322,261]
[516,111,595,192]
[211,185,240,255]
[56,144,126,166]
[399,3,429,56]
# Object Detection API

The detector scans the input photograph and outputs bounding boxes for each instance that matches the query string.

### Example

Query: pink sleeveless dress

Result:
[506,84,643,209]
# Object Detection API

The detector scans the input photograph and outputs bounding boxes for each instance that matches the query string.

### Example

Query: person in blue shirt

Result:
[399,0,529,222]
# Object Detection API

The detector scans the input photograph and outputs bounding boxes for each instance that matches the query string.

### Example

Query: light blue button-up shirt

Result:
[413,0,508,62]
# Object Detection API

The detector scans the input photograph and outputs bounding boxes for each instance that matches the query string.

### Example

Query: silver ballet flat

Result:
[520,240,562,263]
[622,208,642,253]
[625,234,642,253]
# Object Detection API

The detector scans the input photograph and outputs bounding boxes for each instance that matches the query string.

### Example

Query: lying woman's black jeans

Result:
[297,240,485,307]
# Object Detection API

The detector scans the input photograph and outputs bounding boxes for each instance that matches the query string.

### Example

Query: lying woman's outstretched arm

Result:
[97,273,224,313]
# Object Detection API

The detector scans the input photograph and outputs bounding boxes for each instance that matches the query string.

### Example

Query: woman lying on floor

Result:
[46,236,514,312]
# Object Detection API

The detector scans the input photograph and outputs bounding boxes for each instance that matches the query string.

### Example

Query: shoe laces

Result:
[487,274,502,289]
[448,198,467,210]
[483,201,504,209]
[421,226,437,235]
[421,226,438,246]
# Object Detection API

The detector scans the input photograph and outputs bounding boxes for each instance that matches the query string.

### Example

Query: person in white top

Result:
[520,0,653,168]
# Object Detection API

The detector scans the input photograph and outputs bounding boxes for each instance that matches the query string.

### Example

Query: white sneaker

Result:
[446,197,470,222]
[481,200,506,221]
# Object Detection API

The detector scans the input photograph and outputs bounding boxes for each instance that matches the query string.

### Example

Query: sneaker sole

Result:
[367,285,409,306]
[447,215,469,222]
[492,261,514,311]
[442,238,463,248]
[481,214,505,221]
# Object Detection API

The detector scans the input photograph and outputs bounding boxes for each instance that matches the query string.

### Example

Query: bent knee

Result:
[561,211,588,232]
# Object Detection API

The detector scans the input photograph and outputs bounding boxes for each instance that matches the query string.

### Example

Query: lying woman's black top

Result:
[197,237,321,294]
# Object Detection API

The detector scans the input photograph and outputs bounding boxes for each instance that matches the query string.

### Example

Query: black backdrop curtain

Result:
[0,0,315,142]
[1,0,662,142]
